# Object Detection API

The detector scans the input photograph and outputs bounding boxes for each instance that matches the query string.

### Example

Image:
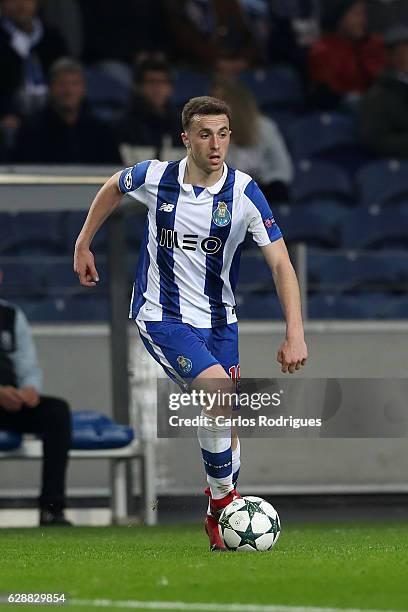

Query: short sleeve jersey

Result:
[119,157,282,328]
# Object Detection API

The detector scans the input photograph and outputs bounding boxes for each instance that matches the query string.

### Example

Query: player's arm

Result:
[261,239,307,373]
[74,171,122,287]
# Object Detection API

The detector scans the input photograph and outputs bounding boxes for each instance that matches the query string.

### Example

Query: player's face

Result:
[49,71,85,112]
[182,114,231,175]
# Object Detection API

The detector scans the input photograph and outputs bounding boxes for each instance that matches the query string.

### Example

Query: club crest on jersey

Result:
[177,355,192,374]
[212,201,231,227]
[264,217,275,228]
[124,169,132,190]
[159,203,175,213]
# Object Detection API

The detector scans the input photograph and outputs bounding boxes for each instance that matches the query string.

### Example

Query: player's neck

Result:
[184,157,223,188]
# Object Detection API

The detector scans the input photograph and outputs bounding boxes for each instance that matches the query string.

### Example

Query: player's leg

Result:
[193,363,240,550]
[210,323,241,489]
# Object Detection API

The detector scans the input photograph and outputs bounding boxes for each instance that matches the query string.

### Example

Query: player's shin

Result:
[197,411,233,501]
[232,437,241,488]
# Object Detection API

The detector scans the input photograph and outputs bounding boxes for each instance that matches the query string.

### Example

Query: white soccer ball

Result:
[218,496,281,552]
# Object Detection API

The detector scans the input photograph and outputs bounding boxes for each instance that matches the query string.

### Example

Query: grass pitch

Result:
[0,522,407,611]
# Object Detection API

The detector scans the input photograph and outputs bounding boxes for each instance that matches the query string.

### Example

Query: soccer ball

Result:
[218,496,281,552]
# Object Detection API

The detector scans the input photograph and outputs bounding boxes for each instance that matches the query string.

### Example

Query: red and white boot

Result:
[204,487,242,552]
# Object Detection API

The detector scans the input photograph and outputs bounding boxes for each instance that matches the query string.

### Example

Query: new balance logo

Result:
[159,203,175,213]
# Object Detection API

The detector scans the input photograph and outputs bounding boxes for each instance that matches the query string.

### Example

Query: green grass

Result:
[0,522,407,611]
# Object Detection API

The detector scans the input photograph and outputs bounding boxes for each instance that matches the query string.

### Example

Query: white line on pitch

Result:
[69,600,402,612]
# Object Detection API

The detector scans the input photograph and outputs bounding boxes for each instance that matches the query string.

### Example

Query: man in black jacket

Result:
[0,0,67,131]
[14,57,120,163]
[0,271,72,526]
[361,25,408,158]
[115,58,181,159]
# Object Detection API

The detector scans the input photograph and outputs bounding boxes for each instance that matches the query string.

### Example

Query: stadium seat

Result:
[341,210,408,249]
[357,159,408,208]
[0,431,22,451]
[386,296,408,319]
[27,295,109,322]
[288,113,357,160]
[236,251,272,292]
[291,160,354,204]
[85,68,132,120]
[240,64,303,109]
[63,211,108,255]
[0,212,64,255]
[236,292,283,319]
[307,249,405,294]
[308,294,367,319]
[277,206,342,248]
[71,411,134,450]
[0,258,47,295]
[42,258,110,297]
[172,69,211,107]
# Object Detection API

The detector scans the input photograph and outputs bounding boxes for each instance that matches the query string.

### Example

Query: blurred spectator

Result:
[14,58,120,164]
[41,0,83,59]
[308,0,386,109]
[212,81,293,202]
[361,25,408,158]
[115,59,181,158]
[0,274,72,527]
[239,0,312,70]
[0,0,68,128]
[79,0,169,66]
[166,0,262,78]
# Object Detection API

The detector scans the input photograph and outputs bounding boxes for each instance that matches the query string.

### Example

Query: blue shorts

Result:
[136,319,239,388]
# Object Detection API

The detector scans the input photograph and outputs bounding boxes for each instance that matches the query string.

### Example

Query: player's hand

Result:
[74,245,99,287]
[277,337,308,374]
[0,386,23,411]
[18,387,40,408]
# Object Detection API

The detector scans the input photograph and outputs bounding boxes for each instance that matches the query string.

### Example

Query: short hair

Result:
[135,58,173,84]
[48,58,84,84]
[182,96,231,132]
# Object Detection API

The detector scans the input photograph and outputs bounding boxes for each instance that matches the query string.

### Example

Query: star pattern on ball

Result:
[245,500,265,520]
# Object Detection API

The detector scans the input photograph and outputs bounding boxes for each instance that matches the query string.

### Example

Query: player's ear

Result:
[181,132,190,149]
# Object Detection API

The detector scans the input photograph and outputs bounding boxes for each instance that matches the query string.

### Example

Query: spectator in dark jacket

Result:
[0,272,72,526]
[0,0,67,128]
[361,25,408,158]
[14,58,120,164]
[166,0,262,78]
[115,59,181,160]
[308,0,386,109]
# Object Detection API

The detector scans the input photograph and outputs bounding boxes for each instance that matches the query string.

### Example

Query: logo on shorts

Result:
[124,169,132,190]
[177,355,192,374]
[212,201,231,227]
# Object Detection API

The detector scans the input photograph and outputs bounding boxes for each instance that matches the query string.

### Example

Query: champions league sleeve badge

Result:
[124,169,133,190]
[177,355,193,374]
[212,201,231,227]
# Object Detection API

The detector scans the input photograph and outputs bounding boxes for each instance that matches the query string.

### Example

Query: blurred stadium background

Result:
[1,0,408,528]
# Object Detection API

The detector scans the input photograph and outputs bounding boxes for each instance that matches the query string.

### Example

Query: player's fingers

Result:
[301,358,307,365]
[277,351,283,364]
[281,363,288,373]
[295,362,301,370]
[288,363,296,374]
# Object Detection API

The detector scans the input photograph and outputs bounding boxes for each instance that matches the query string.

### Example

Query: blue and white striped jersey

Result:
[118,157,282,328]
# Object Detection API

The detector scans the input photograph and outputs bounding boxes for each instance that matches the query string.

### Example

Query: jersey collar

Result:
[178,157,228,195]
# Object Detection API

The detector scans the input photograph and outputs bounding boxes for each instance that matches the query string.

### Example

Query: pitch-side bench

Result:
[0,411,157,525]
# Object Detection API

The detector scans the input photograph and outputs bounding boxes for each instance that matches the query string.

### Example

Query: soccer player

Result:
[74,96,308,550]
